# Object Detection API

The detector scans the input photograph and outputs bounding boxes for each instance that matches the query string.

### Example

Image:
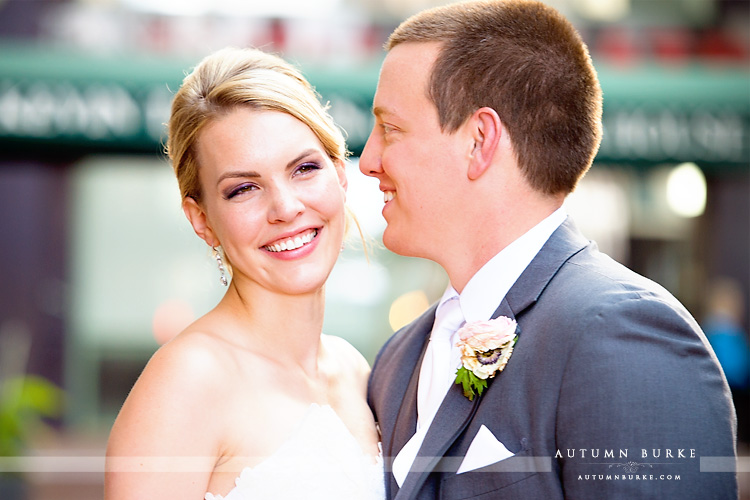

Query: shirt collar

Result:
[436,286,460,316]
[441,207,567,322]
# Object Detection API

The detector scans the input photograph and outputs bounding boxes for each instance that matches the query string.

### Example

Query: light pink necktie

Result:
[417,296,465,430]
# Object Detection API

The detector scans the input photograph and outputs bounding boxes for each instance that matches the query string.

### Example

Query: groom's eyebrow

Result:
[372,106,394,119]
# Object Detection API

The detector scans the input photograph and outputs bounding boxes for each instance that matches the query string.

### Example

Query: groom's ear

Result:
[467,107,502,181]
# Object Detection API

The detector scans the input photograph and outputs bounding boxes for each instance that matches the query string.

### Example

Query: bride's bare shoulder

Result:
[113,327,229,420]
[104,317,263,496]
[321,334,371,385]
[150,326,228,378]
[148,314,272,389]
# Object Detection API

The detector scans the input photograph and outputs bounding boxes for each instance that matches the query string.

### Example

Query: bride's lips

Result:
[262,227,321,259]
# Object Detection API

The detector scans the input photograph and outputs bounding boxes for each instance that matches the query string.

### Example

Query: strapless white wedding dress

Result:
[205,404,385,500]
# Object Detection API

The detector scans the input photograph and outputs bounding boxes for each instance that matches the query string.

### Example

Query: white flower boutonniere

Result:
[454,317,518,401]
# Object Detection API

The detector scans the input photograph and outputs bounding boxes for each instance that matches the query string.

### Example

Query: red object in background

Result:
[650,27,692,64]
[269,17,286,52]
[695,29,749,61]
[594,27,642,66]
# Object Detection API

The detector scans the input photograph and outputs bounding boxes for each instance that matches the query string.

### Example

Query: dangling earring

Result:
[212,246,228,286]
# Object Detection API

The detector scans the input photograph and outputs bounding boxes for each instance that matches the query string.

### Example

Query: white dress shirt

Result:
[391,207,567,486]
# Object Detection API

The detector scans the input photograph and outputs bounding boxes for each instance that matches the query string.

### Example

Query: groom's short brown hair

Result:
[386,0,602,195]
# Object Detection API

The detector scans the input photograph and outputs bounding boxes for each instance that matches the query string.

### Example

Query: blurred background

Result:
[0,0,748,498]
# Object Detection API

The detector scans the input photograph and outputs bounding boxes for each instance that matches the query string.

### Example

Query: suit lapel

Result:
[382,306,436,496]
[394,218,590,499]
[395,381,480,500]
[495,218,589,320]
[490,296,515,321]
[386,350,422,496]
[386,307,436,456]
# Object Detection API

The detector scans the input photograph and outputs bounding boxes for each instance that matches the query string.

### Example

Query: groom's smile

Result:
[360,42,472,264]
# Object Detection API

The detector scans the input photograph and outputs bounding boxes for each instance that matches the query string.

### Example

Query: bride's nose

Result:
[267,185,305,223]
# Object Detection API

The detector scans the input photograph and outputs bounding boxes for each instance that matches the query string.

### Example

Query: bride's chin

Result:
[264,273,330,296]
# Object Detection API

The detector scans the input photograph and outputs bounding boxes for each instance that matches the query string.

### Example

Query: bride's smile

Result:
[262,227,320,255]
[185,107,348,296]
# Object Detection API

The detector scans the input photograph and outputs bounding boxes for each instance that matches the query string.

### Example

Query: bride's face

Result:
[186,107,347,296]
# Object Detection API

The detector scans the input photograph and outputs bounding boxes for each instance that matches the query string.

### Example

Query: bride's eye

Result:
[225,183,258,199]
[295,162,321,176]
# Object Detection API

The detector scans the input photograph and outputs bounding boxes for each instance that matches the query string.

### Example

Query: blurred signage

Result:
[0,75,376,155]
[0,45,748,166]
[0,80,172,148]
[599,105,748,165]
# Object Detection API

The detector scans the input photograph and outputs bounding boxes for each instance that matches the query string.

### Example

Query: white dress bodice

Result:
[204,404,385,500]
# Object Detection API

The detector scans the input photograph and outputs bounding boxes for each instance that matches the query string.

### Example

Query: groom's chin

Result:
[381,226,406,254]
[382,226,421,259]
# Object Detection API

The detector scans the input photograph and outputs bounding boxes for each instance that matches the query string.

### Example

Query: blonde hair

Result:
[167,47,347,203]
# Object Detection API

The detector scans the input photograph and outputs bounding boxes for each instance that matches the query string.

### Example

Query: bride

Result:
[105,47,384,499]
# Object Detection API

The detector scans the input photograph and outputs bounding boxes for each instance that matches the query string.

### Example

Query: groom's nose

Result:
[359,130,383,178]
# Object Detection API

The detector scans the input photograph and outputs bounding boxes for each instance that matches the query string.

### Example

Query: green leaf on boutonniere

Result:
[455,366,487,401]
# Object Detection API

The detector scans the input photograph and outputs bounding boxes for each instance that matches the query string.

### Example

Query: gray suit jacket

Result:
[368,219,737,499]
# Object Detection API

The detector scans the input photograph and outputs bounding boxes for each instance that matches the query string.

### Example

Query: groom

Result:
[362,1,737,499]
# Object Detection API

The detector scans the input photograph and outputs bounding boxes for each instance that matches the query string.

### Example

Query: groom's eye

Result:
[380,124,394,134]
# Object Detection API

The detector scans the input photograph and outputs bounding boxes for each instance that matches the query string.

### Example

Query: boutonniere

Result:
[454,317,518,401]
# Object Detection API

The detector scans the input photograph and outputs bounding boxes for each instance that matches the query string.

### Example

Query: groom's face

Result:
[360,42,471,262]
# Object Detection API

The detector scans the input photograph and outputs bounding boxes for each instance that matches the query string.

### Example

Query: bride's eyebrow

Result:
[215,148,321,186]
[285,148,319,169]
[216,170,261,185]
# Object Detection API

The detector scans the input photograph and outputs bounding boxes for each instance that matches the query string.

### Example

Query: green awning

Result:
[1,42,748,166]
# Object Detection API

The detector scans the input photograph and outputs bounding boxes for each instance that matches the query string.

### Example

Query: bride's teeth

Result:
[265,229,317,252]
[384,191,395,203]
